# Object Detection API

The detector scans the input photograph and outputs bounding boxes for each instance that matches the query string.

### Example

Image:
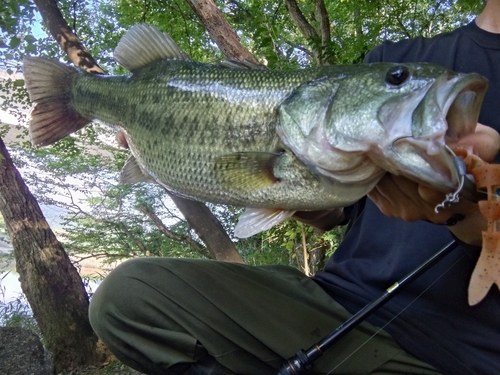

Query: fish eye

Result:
[385,66,410,87]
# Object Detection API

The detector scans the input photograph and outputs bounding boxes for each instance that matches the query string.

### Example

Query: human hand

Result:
[368,124,500,245]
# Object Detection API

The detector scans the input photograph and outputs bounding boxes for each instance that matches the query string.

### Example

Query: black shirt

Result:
[313,20,500,375]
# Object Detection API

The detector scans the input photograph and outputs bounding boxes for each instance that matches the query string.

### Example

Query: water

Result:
[0,271,23,302]
[0,243,108,309]
[1,271,102,304]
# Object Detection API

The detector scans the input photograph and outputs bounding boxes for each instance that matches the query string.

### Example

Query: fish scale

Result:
[23,24,488,237]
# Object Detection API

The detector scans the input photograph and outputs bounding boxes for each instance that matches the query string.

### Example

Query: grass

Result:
[0,271,39,332]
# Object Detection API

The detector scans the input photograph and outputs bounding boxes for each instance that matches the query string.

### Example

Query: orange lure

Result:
[454,149,500,305]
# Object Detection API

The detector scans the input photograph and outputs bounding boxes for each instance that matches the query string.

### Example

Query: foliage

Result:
[0,1,37,36]
[0,297,39,331]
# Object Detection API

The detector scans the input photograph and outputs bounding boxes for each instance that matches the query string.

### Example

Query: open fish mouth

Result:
[390,71,488,194]
[411,71,488,154]
[445,75,488,141]
[441,73,488,144]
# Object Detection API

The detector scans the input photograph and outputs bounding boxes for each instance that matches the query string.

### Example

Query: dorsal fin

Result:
[114,24,190,72]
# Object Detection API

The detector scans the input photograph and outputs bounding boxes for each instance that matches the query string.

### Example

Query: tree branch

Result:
[33,0,104,73]
[315,0,330,48]
[167,194,244,262]
[138,204,210,258]
[283,0,323,65]
[184,0,259,62]
[284,0,319,40]
[117,222,150,256]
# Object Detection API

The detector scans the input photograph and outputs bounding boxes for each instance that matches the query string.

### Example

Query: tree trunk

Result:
[0,138,106,372]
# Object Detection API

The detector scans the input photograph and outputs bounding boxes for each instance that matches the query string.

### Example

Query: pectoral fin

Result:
[234,208,296,238]
[214,152,282,190]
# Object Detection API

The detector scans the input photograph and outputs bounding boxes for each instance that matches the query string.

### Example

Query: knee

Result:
[89,258,151,334]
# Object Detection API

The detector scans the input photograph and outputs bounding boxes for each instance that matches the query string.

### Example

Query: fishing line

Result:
[275,240,460,375]
[326,252,466,375]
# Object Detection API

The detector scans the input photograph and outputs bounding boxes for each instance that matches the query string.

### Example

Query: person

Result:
[89,2,500,374]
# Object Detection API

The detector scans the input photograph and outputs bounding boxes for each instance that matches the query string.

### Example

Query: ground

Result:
[59,361,144,375]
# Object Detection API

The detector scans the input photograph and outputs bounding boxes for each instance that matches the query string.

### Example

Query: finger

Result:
[417,184,458,223]
[370,175,453,223]
[417,184,448,206]
[368,175,422,221]
[452,123,500,162]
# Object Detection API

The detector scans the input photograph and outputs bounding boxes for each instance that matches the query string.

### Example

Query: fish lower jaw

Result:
[372,145,458,193]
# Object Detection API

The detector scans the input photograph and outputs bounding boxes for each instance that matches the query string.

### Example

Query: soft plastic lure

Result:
[454,148,500,305]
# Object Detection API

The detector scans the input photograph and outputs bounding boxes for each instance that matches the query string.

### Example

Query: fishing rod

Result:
[275,239,458,375]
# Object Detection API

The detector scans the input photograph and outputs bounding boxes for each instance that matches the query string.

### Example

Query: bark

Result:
[0,138,106,372]
[184,0,259,63]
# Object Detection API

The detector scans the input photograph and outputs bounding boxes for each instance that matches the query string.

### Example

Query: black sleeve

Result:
[363,44,384,64]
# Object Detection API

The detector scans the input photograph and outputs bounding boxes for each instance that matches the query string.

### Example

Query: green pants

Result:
[89,258,441,375]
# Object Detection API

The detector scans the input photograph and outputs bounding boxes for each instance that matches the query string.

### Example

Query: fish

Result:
[22,24,488,238]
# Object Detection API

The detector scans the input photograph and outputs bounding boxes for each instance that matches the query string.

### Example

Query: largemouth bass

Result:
[23,25,487,237]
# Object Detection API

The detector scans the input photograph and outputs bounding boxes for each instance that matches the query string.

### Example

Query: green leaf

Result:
[25,44,36,53]
[9,36,21,49]
[24,34,37,43]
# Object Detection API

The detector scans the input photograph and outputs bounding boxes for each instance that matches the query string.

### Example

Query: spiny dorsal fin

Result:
[219,59,267,70]
[114,24,190,72]
[120,155,155,184]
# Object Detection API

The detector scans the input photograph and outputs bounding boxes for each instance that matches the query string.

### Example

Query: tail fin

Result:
[468,231,500,305]
[23,57,91,147]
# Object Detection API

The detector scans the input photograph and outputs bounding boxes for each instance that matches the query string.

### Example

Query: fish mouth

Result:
[444,78,488,142]
[391,71,488,192]
[411,71,488,154]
